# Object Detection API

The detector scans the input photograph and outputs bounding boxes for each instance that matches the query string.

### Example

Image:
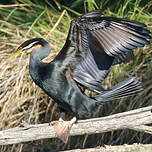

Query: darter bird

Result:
[17,9,151,143]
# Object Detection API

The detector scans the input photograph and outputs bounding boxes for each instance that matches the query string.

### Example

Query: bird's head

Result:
[16,38,52,62]
[17,38,48,53]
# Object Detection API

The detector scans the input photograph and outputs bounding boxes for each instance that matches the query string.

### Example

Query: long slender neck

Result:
[31,41,50,61]
[29,40,51,82]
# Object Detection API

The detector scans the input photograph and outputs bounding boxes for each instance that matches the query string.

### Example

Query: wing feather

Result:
[56,10,151,92]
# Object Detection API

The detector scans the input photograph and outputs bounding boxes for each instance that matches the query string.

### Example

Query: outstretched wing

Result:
[87,17,151,64]
[73,10,151,92]
[55,10,151,92]
[72,28,114,92]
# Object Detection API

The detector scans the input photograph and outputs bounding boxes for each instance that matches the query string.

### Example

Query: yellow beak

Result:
[5,50,25,62]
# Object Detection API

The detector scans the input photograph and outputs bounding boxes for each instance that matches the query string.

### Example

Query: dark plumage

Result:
[17,9,151,142]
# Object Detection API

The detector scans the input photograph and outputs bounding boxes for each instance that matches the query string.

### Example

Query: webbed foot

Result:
[50,113,77,143]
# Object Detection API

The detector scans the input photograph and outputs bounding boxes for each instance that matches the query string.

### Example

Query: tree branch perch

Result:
[63,144,152,152]
[0,106,152,145]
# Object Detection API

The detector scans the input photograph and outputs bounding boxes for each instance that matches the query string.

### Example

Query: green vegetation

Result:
[0,0,152,151]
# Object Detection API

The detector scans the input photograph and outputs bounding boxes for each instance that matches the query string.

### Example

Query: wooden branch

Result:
[130,125,152,134]
[0,106,152,145]
[63,144,152,152]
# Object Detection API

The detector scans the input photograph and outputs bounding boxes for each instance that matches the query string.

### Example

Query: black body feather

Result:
[18,10,151,119]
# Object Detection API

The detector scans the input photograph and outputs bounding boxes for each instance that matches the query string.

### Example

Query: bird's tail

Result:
[95,77,143,102]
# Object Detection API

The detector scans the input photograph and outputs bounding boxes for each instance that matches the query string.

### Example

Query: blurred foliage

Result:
[0,0,152,151]
[17,0,152,14]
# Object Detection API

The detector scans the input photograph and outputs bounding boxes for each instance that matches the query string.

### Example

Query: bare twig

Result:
[0,106,152,145]
[0,4,31,8]
[45,9,67,38]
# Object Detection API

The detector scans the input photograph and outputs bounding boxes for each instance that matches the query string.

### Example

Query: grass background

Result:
[0,0,152,151]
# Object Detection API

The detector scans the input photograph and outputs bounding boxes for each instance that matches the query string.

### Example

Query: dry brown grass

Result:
[0,12,68,129]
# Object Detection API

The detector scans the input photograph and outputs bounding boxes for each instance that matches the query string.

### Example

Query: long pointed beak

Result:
[5,49,25,62]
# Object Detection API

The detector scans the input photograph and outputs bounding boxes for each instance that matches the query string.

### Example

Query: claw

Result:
[51,116,77,143]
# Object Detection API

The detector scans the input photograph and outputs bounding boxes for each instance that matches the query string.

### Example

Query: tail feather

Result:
[95,77,143,102]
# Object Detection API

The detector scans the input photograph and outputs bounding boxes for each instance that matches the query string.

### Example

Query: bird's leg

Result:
[50,112,77,143]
